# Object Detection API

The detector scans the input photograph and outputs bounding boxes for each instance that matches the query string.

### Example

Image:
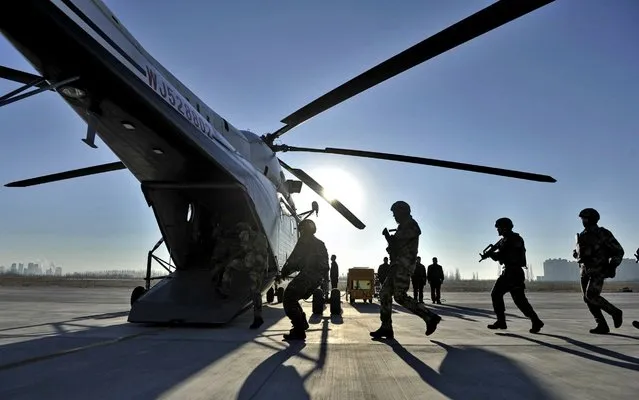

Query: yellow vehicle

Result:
[346,267,375,304]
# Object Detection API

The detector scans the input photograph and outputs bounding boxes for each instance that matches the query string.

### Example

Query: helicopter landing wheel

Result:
[330,288,342,315]
[276,287,284,303]
[312,288,325,315]
[130,286,147,306]
[266,287,275,303]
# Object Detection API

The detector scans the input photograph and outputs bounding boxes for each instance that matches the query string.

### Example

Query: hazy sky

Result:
[1,0,638,278]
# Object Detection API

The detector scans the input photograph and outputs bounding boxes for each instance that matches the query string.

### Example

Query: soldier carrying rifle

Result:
[370,201,441,340]
[480,217,544,334]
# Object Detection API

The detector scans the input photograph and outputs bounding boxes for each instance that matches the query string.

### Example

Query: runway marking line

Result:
[0,327,168,372]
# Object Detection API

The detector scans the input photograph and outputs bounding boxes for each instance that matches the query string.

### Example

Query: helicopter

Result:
[0,0,556,324]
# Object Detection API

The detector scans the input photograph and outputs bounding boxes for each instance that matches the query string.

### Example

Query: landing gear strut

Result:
[130,237,175,306]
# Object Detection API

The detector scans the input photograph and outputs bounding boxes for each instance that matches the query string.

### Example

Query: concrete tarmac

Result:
[0,287,638,399]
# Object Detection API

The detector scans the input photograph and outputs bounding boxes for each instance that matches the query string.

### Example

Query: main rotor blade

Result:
[268,0,554,142]
[278,159,366,230]
[277,146,556,183]
[5,161,126,187]
[0,66,49,88]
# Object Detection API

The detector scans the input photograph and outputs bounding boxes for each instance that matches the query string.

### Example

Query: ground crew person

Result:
[427,257,444,304]
[330,255,339,289]
[411,256,426,303]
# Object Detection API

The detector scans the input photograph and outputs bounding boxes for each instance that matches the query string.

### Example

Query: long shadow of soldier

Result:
[431,304,527,320]
[495,332,639,371]
[349,301,405,315]
[238,318,332,399]
[372,338,557,399]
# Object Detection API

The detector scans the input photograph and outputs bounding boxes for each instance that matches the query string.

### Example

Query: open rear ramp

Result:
[128,181,277,325]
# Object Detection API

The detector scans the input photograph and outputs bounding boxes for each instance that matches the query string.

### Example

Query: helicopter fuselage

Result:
[0,0,300,323]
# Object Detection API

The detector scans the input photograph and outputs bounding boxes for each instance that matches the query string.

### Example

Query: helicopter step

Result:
[127,268,262,324]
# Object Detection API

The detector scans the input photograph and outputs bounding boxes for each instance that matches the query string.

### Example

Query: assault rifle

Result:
[382,228,397,259]
[478,238,504,263]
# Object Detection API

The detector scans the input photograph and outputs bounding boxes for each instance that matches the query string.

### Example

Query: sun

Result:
[294,166,365,214]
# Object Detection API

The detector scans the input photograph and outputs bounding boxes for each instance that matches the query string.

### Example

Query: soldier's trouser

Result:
[380,263,438,328]
[581,273,619,323]
[250,274,264,319]
[331,277,338,289]
[430,283,441,302]
[283,274,319,330]
[491,267,539,322]
[412,280,424,302]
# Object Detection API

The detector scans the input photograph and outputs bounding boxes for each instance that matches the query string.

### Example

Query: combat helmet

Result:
[390,201,411,214]
[495,217,514,230]
[579,208,600,223]
[298,219,317,234]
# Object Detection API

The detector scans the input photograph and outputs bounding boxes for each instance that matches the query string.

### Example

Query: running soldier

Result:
[573,208,624,334]
[370,201,441,340]
[485,217,544,333]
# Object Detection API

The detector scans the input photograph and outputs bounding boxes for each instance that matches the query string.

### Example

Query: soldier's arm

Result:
[318,243,330,272]
[603,230,625,267]
[281,244,304,277]
[393,220,420,242]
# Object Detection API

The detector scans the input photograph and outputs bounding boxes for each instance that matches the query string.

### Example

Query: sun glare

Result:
[296,166,365,213]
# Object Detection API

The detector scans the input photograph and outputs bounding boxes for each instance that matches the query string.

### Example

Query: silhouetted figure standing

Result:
[427,257,444,304]
[378,257,390,286]
[487,217,544,334]
[411,256,426,303]
[370,201,441,340]
[330,254,339,289]
[573,208,624,334]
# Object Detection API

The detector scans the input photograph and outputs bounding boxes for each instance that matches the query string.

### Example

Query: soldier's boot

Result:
[611,308,623,329]
[589,319,610,334]
[249,316,264,330]
[529,318,544,334]
[487,320,507,330]
[425,314,442,336]
[370,326,394,340]
[632,320,639,329]
[283,328,306,341]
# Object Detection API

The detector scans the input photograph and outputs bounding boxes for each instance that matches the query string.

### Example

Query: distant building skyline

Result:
[1,261,62,276]
[540,257,639,282]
